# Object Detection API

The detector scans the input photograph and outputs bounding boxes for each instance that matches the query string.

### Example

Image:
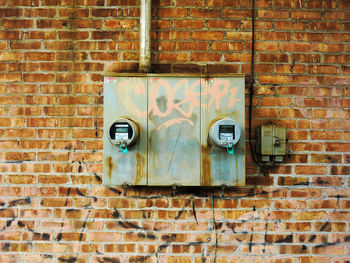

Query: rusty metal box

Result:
[103,74,245,187]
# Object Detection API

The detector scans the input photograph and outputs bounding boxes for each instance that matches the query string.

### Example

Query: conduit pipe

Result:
[139,0,152,72]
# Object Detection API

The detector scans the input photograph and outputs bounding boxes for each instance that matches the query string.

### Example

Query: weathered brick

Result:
[0,52,21,61]
[4,174,35,184]
[191,9,221,18]
[193,31,224,40]
[0,1,348,261]
[0,8,22,17]
[0,73,21,82]
[8,0,39,6]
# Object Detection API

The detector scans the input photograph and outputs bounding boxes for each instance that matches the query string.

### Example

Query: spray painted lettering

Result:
[114,77,241,129]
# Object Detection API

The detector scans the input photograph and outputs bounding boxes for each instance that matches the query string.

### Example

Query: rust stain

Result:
[235,151,239,185]
[134,153,146,185]
[106,156,114,179]
[201,144,212,186]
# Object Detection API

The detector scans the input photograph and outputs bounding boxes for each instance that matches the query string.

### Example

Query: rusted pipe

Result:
[139,0,151,72]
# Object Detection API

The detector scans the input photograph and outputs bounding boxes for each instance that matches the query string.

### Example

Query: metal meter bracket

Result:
[257,124,286,163]
[208,118,241,154]
[108,118,140,152]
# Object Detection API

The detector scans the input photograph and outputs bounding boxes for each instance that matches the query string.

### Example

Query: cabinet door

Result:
[103,77,147,186]
[148,77,201,186]
[200,77,245,186]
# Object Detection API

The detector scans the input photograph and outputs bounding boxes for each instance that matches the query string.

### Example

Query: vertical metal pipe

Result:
[139,0,151,72]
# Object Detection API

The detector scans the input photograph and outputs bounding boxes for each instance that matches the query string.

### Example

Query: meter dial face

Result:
[108,118,139,146]
[109,123,133,141]
[219,125,235,141]
[208,118,241,148]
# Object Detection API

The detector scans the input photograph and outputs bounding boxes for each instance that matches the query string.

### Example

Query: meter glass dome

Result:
[208,118,241,148]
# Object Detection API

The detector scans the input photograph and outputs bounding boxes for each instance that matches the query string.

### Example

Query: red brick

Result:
[0,52,21,61]
[211,42,243,52]
[325,143,350,152]
[25,31,56,39]
[191,9,221,18]
[208,0,238,7]
[58,31,89,40]
[277,176,309,186]
[9,106,41,116]
[260,97,292,106]
[0,73,21,82]
[258,10,289,19]
[312,43,344,52]
[107,0,138,5]
[24,73,54,82]
[37,152,69,161]
[291,11,322,20]
[258,75,290,84]
[8,0,39,6]
[0,31,22,40]
[0,117,25,127]
[2,19,34,28]
[276,64,303,74]
[158,8,187,17]
[24,8,56,17]
[290,142,323,152]
[58,8,88,17]
[280,42,311,52]
[240,199,272,208]
[242,20,273,30]
[274,0,301,7]
[258,53,289,63]
[157,31,190,40]
[0,8,22,17]
[105,19,137,29]
[90,52,119,60]
[306,0,336,8]
[42,0,72,5]
[174,20,204,29]
[313,245,345,255]
[70,152,102,162]
[26,95,57,105]
[260,32,291,41]
[91,8,122,17]
[192,31,224,40]
[295,166,327,175]
[105,244,136,253]
[311,21,341,31]
[225,53,251,62]
[327,33,350,42]
[56,73,87,82]
[19,140,50,149]
[173,0,204,5]
[6,129,36,138]
[293,33,324,42]
[52,140,84,150]
[208,20,240,29]
[158,52,188,62]
[190,52,220,62]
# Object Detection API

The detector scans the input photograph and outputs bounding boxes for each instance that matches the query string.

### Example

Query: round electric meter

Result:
[108,118,140,147]
[208,118,241,148]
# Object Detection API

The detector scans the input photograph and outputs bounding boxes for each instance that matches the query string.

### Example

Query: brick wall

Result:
[0,0,349,262]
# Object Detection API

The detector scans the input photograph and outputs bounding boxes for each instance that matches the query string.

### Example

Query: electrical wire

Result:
[248,0,261,169]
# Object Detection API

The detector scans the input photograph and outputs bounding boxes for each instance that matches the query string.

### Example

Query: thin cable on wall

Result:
[248,0,276,182]
[248,0,260,168]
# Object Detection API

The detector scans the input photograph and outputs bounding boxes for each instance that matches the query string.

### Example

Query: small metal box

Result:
[257,125,286,162]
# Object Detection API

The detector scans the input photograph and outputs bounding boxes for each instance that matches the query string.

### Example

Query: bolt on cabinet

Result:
[103,74,245,187]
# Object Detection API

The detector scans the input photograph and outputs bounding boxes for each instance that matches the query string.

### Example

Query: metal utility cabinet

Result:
[103,74,245,187]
